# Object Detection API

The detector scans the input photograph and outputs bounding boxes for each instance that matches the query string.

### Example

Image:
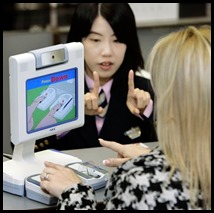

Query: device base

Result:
[3,149,82,197]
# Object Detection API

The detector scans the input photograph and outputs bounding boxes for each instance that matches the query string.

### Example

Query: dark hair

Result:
[67,3,144,77]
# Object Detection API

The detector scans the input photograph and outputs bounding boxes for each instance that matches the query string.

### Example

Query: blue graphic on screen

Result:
[26,68,78,133]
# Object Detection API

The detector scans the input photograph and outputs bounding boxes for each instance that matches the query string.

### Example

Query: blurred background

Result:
[3,3,211,60]
[3,3,211,29]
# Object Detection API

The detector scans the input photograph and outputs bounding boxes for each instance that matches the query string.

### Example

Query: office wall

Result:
[3,31,53,154]
[137,26,183,62]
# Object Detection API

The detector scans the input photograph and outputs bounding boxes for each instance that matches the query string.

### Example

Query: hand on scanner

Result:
[40,161,82,199]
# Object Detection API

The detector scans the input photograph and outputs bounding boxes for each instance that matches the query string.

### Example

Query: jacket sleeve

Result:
[56,184,97,210]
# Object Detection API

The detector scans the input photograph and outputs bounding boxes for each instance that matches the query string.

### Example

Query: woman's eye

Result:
[114,39,119,43]
[113,37,122,43]
[90,39,100,42]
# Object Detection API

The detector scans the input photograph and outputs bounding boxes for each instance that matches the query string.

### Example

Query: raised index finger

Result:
[128,69,135,95]
[92,71,100,97]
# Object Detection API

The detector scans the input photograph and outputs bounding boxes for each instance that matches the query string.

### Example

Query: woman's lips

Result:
[98,62,113,71]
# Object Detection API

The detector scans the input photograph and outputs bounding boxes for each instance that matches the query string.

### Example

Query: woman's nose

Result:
[101,42,113,57]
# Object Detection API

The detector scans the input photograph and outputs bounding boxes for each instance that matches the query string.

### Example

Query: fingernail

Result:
[139,143,149,148]
[102,160,110,166]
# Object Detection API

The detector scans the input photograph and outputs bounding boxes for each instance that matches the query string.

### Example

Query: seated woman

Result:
[39,25,211,210]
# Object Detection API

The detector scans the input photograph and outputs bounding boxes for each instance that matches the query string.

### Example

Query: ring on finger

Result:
[44,172,50,181]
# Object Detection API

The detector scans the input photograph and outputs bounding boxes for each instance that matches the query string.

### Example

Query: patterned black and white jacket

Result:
[57,147,204,210]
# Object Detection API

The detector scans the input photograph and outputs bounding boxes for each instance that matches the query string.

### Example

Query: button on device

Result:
[44,139,49,145]
[39,142,44,148]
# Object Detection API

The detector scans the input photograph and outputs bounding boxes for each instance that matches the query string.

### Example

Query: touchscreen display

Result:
[26,68,78,133]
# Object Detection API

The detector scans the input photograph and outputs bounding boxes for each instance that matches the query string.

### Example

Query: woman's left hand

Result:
[126,70,151,116]
[40,161,82,198]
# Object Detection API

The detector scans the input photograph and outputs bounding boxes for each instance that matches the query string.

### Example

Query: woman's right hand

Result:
[84,71,104,116]
[99,138,151,167]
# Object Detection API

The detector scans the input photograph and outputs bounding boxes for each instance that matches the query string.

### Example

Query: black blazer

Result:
[35,75,157,151]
